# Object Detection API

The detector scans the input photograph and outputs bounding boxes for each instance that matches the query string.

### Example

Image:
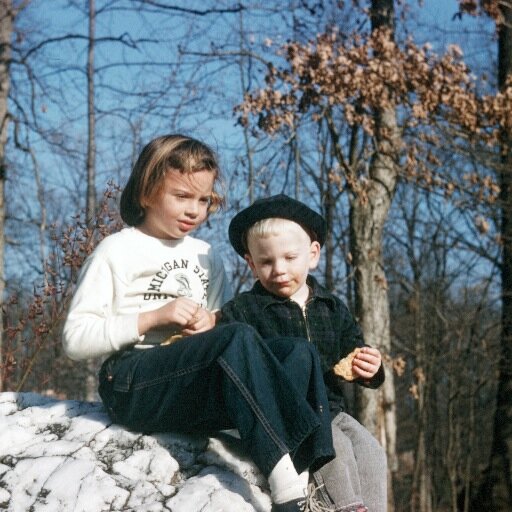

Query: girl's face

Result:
[139,170,214,240]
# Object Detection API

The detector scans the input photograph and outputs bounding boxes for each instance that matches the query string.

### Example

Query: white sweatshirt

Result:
[62,227,233,361]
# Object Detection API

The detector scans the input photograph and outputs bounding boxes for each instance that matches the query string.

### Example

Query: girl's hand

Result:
[138,297,206,335]
[182,306,216,335]
[352,347,382,380]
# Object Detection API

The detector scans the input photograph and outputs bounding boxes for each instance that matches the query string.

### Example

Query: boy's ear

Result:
[309,241,321,270]
[244,254,258,277]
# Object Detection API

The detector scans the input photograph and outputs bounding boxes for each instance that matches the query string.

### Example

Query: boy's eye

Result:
[200,197,211,204]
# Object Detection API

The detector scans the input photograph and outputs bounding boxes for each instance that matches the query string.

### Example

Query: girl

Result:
[62,134,335,512]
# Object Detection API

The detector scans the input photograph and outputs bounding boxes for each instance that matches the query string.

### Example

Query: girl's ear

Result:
[309,241,321,270]
[244,254,258,277]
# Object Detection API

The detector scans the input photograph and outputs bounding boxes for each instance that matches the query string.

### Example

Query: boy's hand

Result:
[352,347,382,380]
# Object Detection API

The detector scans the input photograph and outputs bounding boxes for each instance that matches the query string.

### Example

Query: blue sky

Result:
[7,0,498,289]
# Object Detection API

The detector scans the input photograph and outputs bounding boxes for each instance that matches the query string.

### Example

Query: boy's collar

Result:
[252,275,336,306]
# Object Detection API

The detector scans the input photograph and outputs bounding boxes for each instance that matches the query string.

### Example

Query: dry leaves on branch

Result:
[457,0,508,26]
[1,184,123,391]
[236,27,507,206]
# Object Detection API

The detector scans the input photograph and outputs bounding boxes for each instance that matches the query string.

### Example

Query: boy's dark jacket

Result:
[220,275,385,412]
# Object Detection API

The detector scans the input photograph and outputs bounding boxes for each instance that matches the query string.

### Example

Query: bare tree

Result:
[0,0,31,392]
[237,2,511,510]
[456,1,512,508]
[492,2,512,508]
[351,3,398,499]
[385,180,501,511]
[2,0,252,396]
[0,0,12,393]
[85,0,98,401]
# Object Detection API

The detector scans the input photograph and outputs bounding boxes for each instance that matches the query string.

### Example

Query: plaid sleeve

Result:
[219,298,247,325]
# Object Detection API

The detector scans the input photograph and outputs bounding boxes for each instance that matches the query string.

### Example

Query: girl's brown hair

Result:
[120,134,224,226]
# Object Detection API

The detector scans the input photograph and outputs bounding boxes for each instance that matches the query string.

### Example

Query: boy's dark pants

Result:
[99,322,334,478]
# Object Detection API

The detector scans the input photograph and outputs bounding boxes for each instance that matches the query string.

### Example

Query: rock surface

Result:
[0,392,271,512]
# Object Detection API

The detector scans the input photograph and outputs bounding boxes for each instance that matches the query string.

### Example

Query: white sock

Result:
[298,470,310,490]
[268,454,308,504]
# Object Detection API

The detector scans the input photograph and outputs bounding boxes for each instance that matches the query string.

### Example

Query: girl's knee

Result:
[291,340,316,363]
[218,322,267,355]
[273,339,319,375]
[221,322,259,339]
[290,338,322,366]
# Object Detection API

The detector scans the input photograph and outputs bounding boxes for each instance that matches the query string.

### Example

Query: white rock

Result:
[0,392,271,512]
[166,467,271,512]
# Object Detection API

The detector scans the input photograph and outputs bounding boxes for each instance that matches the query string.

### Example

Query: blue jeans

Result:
[98,323,334,477]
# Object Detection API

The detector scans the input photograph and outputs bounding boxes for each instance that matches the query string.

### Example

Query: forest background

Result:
[0,1,511,511]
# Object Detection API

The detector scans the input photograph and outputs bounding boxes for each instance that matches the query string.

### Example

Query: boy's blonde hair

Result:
[120,134,224,226]
[244,217,315,254]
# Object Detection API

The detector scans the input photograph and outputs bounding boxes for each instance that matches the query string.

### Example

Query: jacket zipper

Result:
[300,301,313,343]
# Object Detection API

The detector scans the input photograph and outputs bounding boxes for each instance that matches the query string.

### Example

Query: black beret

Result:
[229,194,327,258]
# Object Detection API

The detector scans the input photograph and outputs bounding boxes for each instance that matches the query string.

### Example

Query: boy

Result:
[221,194,387,512]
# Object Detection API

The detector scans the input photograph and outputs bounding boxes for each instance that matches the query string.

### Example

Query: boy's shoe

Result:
[271,498,307,512]
[336,506,368,512]
[271,493,338,512]
[303,483,337,511]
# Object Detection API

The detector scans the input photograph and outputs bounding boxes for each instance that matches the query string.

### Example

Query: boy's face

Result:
[245,220,321,302]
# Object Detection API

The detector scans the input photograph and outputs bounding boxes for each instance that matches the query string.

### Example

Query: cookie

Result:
[161,334,184,346]
[333,347,361,381]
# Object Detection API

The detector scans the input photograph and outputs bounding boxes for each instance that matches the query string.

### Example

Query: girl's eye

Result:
[200,197,210,204]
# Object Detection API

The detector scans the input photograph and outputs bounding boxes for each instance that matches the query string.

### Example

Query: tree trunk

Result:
[487,1,512,508]
[410,282,433,512]
[85,0,97,402]
[236,9,255,206]
[323,182,335,292]
[473,2,512,510]
[0,0,13,392]
[351,2,399,510]
[86,0,96,223]
[350,106,399,508]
